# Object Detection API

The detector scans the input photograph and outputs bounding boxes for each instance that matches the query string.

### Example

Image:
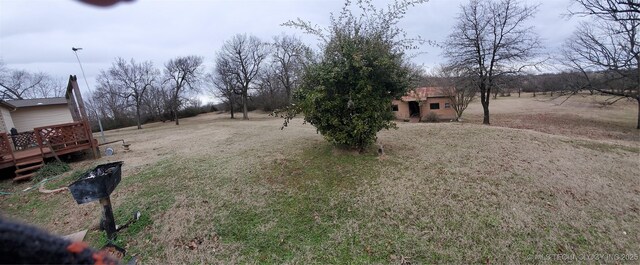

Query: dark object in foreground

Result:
[69,162,123,204]
[69,161,123,241]
[0,217,119,264]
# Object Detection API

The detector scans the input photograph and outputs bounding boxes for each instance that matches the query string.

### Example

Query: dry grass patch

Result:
[464,94,639,145]
[0,110,638,263]
[372,123,639,262]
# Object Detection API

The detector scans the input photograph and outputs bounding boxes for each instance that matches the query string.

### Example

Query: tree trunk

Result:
[636,56,639,129]
[242,89,248,120]
[518,88,521,97]
[136,104,142,129]
[229,96,235,119]
[157,106,165,122]
[174,104,179,125]
[636,97,639,129]
[482,101,490,125]
[480,87,490,125]
[269,89,275,111]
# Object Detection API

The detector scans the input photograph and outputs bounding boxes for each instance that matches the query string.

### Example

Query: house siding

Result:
[0,106,14,133]
[11,105,73,132]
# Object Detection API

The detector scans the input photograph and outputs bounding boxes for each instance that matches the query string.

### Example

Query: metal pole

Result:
[99,197,117,240]
[72,48,106,143]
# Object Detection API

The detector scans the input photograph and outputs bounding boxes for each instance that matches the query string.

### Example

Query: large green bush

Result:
[280,0,423,150]
[295,35,409,149]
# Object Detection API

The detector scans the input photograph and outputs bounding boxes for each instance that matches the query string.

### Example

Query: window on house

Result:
[430,103,440,110]
[392,104,399,111]
[445,103,451,108]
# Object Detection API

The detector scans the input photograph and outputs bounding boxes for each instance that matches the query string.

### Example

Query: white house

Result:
[0,98,74,133]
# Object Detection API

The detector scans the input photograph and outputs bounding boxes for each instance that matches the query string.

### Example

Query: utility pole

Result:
[72,47,106,143]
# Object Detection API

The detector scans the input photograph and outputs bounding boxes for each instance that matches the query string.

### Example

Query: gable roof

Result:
[400,87,448,101]
[5,98,68,108]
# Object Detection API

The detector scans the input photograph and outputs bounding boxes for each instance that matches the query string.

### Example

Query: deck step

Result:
[13,172,36,181]
[16,158,44,167]
[15,163,43,174]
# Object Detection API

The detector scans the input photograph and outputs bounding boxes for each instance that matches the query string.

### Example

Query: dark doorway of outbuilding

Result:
[409,101,420,117]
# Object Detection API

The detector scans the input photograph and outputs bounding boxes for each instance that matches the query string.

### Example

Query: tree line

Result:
[88,33,314,130]
[1,33,314,131]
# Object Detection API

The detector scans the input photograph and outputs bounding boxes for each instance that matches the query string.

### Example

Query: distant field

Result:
[464,93,639,144]
[0,95,638,263]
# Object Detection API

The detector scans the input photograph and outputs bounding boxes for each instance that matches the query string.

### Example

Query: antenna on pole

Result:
[72,47,106,143]
[72,47,91,94]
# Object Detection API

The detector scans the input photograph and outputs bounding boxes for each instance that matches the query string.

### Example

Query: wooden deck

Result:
[0,121,98,179]
[0,140,96,167]
[0,148,50,170]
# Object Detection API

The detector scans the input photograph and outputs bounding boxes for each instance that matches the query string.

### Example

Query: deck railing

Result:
[34,122,91,155]
[0,132,16,163]
[9,131,37,150]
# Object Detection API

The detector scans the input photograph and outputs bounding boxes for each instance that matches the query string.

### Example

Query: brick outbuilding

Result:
[392,87,456,122]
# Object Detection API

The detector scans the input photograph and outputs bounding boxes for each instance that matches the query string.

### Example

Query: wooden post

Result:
[71,76,89,122]
[0,132,16,163]
[44,140,62,163]
[33,128,45,159]
[66,76,82,122]
[67,96,81,122]
[70,76,99,159]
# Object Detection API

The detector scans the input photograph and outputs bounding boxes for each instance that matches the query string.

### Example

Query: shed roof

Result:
[5,98,68,108]
[400,87,448,101]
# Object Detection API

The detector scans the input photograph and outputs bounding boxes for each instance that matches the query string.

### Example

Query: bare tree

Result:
[105,58,159,129]
[435,66,477,121]
[563,0,639,128]
[26,76,66,99]
[443,0,542,125]
[164,55,203,125]
[0,61,60,100]
[92,74,133,128]
[143,84,171,122]
[570,0,639,19]
[218,34,270,120]
[255,65,286,111]
[271,34,311,104]
[207,56,241,119]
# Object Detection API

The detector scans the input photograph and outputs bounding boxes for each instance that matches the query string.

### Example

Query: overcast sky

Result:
[0,0,581,102]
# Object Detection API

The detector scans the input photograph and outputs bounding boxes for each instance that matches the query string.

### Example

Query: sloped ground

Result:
[0,96,638,263]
